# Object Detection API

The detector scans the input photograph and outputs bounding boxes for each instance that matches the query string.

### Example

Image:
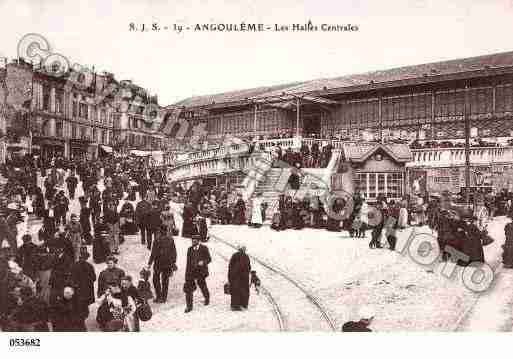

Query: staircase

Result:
[254,168,291,193]
[242,150,343,221]
[252,168,291,220]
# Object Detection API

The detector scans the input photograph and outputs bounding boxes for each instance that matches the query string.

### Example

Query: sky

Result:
[1,0,513,106]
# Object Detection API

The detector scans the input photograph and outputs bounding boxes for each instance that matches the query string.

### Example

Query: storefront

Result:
[5,137,30,161]
[423,164,513,194]
[69,139,92,160]
[32,137,65,160]
[341,143,412,202]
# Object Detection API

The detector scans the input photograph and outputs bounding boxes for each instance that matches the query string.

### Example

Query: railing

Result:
[408,146,513,167]
[255,137,300,150]
[171,137,351,167]
[167,152,265,182]
[173,141,250,165]
[167,135,513,180]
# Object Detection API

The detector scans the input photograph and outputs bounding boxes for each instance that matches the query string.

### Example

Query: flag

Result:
[160,107,182,135]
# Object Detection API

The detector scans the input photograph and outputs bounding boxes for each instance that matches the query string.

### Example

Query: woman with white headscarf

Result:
[249,193,264,228]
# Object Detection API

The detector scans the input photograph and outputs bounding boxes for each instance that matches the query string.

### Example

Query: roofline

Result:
[315,65,513,97]
[345,143,413,163]
[175,65,513,111]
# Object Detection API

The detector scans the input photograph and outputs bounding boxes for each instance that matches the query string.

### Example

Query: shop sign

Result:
[33,137,64,147]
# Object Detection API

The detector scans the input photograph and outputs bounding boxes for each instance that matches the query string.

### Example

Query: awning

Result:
[129,150,150,157]
[100,145,113,153]
[32,137,65,147]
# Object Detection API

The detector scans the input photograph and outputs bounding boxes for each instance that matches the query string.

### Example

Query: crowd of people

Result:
[410,138,505,149]
[0,153,258,332]
[0,143,511,332]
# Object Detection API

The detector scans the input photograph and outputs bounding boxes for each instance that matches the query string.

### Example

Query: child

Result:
[351,215,362,238]
[137,267,153,301]
[250,270,261,294]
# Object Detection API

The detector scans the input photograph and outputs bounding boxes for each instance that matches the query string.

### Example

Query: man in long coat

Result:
[184,235,211,313]
[70,249,96,315]
[65,214,83,262]
[148,227,177,303]
[182,201,197,239]
[459,217,485,266]
[228,245,251,311]
[135,197,152,245]
[66,171,78,200]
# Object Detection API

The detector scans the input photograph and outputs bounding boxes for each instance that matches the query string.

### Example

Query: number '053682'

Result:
[9,338,40,347]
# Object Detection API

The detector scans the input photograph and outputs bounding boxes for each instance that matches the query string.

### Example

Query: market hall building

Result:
[164,50,513,200]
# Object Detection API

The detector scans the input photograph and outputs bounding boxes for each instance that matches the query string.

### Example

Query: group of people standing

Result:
[0,151,261,331]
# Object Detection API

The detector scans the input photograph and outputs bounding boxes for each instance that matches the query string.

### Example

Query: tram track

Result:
[209,247,286,331]
[209,234,337,331]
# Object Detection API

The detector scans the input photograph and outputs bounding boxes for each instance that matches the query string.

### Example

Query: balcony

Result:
[166,135,513,183]
[408,146,513,168]
[168,152,264,182]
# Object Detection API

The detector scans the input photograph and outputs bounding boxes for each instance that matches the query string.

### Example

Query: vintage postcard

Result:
[1,0,513,357]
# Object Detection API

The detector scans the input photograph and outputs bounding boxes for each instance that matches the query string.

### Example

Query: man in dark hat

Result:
[79,197,92,245]
[71,248,96,315]
[459,216,485,266]
[148,226,177,303]
[288,164,302,191]
[437,210,453,261]
[103,202,120,255]
[97,256,125,298]
[184,235,211,313]
[89,185,102,223]
[135,196,152,245]
[66,170,78,200]
[93,216,110,264]
[145,201,162,251]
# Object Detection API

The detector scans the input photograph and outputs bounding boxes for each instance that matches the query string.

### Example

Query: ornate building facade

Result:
[0,58,165,163]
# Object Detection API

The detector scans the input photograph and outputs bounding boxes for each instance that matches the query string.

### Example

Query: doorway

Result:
[303,115,321,137]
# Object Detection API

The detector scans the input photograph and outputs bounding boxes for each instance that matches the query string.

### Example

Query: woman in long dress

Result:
[93,217,110,264]
[232,194,246,225]
[398,201,408,229]
[169,197,184,236]
[96,283,136,332]
[249,193,264,228]
[182,201,197,239]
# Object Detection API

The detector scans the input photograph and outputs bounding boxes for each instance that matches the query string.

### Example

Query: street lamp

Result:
[464,81,471,206]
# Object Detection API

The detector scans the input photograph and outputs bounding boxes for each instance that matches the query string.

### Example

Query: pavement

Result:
[210,218,513,331]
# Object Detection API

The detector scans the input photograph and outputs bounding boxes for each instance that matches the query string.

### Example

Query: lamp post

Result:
[296,97,301,139]
[464,82,471,205]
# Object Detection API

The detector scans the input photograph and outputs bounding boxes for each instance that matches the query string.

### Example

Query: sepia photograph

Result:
[1,0,513,357]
